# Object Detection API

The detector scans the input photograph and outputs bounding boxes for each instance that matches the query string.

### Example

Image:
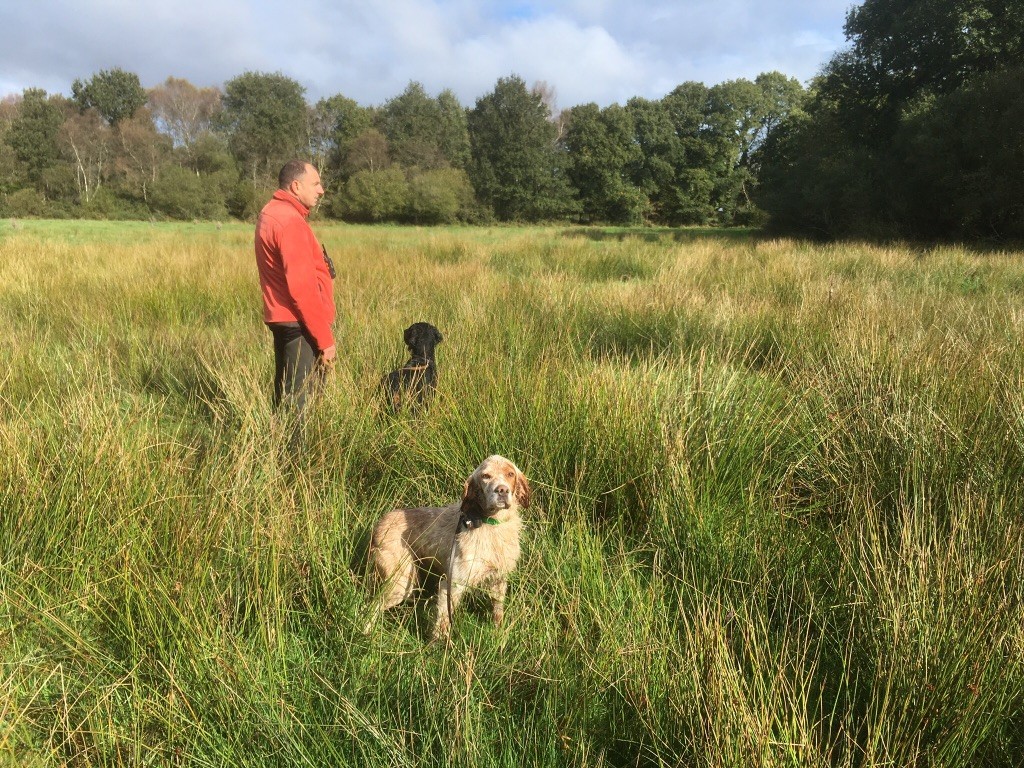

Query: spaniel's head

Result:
[460,455,531,518]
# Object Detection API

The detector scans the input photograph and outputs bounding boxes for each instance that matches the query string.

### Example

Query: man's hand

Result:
[320,344,337,364]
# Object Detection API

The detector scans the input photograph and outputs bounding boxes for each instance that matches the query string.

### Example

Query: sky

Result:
[0,0,853,109]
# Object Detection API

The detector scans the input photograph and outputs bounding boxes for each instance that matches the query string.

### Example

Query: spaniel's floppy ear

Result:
[460,472,484,517]
[514,468,531,509]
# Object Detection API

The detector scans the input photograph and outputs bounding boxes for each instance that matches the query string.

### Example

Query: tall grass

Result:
[1,219,1022,766]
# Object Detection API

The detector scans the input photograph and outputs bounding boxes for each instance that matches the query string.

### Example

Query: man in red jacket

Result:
[255,160,335,437]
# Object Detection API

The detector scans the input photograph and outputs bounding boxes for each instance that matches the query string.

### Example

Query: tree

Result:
[59,109,112,204]
[704,78,773,223]
[150,164,230,220]
[758,0,1024,238]
[112,110,172,204]
[467,75,576,221]
[148,77,221,159]
[532,80,570,144]
[4,89,65,185]
[565,103,647,224]
[72,68,147,126]
[221,71,307,183]
[895,65,1024,238]
[379,82,446,169]
[343,129,391,175]
[625,97,683,223]
[821,0,1024,140]
[661,82,718,224]
[436,89,470,169]
[752,72,806,155]
[309,93,374,183]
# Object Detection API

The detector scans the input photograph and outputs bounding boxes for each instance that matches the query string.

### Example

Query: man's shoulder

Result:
[258,197,305,230]
[261,195,301,218]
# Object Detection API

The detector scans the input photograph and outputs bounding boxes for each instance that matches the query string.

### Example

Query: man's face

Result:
[291,164,324,209]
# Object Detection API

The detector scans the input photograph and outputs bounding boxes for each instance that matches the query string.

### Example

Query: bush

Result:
[406,168,475,224]
[341,168,409,223]
[150,166,230,220]
[0,188,47,217]
[77,188,150,220]
[226,178,260,221]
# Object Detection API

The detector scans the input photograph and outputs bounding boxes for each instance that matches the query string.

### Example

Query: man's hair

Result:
[278,160,311,189]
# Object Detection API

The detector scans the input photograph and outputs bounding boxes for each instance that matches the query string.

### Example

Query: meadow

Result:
[1,218,1022,766]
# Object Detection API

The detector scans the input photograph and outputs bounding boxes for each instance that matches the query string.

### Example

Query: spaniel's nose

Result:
[495,483,510,498]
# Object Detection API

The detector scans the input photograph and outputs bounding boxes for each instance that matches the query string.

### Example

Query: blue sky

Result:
[0,0,853,109]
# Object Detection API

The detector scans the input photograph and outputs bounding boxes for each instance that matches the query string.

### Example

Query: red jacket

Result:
[255,190,336,351]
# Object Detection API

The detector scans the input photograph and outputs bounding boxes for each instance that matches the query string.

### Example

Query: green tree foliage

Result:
[705,74,803,224]
[0,187,47,217]
[758,0,1023,239]
[71,69,147,126]
[342,128,391,175]
[468,75,577,222]
[376,83,471,173]
[624,97,681,223]
[895,66,1024,238]
[221,71,307,184]
[4,89,66,185]
[0,142,20,195]
[565,103,648,224]
[378,82,446,169]
[823,0,1023,140]
[436,89,471,170]
[59,109,112,205]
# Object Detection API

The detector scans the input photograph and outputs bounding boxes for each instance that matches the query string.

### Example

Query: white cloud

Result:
[0,0,851,107]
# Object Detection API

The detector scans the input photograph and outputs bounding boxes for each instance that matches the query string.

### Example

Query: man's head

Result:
[279,160,324,209]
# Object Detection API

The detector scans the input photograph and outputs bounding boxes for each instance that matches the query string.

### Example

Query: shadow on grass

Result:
[138,353,237,429]
[581,305,788,373]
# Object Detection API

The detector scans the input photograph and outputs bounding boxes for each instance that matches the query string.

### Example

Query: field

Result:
[1,219,1023,766]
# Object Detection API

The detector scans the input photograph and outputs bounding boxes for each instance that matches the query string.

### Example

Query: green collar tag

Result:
[484,518,502,526]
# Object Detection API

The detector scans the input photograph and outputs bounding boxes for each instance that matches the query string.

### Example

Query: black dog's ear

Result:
[460,474,484,517]
[433,327,443,345]
[403,324,418,348]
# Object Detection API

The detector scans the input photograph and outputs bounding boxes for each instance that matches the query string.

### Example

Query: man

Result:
[255,160,336,436]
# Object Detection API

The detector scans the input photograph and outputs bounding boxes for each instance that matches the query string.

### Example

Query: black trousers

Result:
[269,321,323,426]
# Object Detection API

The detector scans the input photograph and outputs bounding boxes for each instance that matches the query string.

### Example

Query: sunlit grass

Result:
[1,219,1022,765]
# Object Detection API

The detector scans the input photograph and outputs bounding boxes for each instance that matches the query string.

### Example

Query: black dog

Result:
[382,322,443,411]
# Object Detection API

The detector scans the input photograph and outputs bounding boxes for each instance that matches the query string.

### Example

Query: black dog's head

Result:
[382,322,444,412]
[404,322,443,359]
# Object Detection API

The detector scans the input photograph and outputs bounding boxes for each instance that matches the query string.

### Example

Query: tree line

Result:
[2,0,1020,239]
[0,66,802,227]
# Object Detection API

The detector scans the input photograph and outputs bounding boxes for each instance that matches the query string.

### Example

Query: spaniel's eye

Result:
[481,473,491,480]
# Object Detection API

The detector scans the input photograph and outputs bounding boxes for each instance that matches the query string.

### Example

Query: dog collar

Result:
[458,513,503,531]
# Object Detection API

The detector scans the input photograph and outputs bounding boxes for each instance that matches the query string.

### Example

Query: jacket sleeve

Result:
[279,219,334,351]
